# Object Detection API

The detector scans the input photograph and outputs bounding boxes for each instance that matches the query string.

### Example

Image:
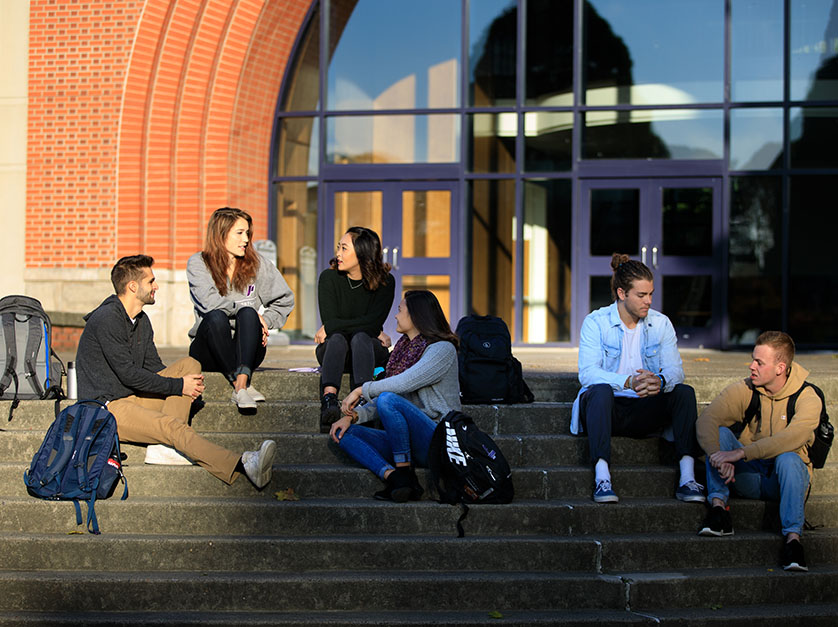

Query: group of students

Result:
[75,209,458,501]
[75,207,823,570]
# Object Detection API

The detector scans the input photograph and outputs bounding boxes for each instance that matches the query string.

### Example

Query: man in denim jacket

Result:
[571,254,704,504]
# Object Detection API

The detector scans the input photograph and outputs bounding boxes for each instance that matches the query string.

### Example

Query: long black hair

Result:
[329,226,392,290]
[403,290,458,347]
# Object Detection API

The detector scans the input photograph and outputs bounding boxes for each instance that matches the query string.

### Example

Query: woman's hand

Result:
[314,325,326,344]
[341,386,364,415]
[378,331,392,348]
[258,313,270,347]
[330,415,353,443]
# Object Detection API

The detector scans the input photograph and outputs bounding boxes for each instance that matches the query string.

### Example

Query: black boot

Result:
[319,393,340,434]
[407,466,424,501]
[374,467,413,503]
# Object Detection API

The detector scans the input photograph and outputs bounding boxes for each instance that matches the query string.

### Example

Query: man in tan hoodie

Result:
[696,331,821,572]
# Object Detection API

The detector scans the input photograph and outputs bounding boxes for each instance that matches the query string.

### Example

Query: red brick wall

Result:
[27,0,312,271]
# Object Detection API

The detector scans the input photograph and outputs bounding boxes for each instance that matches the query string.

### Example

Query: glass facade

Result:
[272,0,838,347]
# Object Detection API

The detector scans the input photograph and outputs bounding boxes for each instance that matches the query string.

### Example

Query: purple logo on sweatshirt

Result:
[246,285,255,297]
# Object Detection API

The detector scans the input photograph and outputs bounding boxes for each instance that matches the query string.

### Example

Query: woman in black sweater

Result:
[315,226,395,432]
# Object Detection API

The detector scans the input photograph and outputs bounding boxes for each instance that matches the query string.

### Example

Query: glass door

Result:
[577,178,723,347]
[323,181,461,340]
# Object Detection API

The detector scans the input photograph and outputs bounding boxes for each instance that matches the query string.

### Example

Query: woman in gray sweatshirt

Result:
[187,207,294,410]
[329,290,460,502]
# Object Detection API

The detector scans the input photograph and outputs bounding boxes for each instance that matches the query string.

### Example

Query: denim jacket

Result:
[570,302,685,434]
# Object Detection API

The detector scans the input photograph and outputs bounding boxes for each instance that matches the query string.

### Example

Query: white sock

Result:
[679,455,695,486]
[595,459,611,483]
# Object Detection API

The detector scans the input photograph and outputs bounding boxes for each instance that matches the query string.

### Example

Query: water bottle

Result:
[67,361,77,399]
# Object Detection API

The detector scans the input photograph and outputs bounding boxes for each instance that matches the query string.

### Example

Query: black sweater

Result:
[77,295,183,403]
[317,269,395,337]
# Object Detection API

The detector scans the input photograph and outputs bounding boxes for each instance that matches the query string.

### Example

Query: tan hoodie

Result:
[696,363,821,469]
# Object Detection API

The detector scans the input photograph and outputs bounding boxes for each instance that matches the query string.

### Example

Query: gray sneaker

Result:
[246,385,266,402]
[232,388,257,410]
[242,440,276,488]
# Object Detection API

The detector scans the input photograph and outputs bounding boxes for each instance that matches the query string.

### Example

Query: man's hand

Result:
[378,331,392,348]
[632,369,661,397]
[717,461,736,485]
[710,448,745,468]
[182,374,205,399]
[314,325,326,344]
[341,386,364,416]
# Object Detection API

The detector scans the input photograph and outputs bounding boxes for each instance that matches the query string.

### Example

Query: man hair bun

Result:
[610,253,631,271]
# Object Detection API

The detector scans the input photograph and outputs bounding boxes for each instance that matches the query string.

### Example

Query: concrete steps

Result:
[1,367,837,623]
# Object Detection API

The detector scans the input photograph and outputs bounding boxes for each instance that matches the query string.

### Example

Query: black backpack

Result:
[24,400,127,534]
[0,295,65,421]
[455,315,534,404]
[428,410,514,537]
[741,381,833,469]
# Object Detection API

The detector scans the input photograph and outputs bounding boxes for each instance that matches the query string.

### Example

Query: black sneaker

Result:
[374,467,413,503]
[319,393,340,434]
[698,505,734,537]
[781,538,809,572]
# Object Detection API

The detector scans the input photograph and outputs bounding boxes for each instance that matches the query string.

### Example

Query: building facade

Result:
[4,0,837,348]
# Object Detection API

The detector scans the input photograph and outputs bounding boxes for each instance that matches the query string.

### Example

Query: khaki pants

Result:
[108,357,241,484]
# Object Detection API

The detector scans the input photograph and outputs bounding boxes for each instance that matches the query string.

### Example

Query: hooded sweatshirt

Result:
[696,362,821,468]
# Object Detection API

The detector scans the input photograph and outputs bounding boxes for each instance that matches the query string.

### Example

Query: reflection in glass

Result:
[731,0,783,102]
[402,275,451,321]
[275,117,318,177]
[791,0,838,101]
[662,276,713,329]
[402,191,451,258]
[662,187,713,256]
[327,0,460,110]
[584,0,724,105]
[590,189,639,256]
[470,180,516,337]
[789,176,838,343]
[583,109,723,159]
[469,113,516,173]
[469,0,517,107]
[332,190,382,246]
[526,0,573,105]
[790,108,838,168]
[327,115,459,164]
[728,176,781,345]
[524,111,573,172]
[523,180,572,342]
[273,181,319,339]
[282,6,320,111]
[730,109,783,170]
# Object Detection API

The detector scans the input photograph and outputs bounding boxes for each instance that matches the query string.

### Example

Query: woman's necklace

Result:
[347,276,364,290]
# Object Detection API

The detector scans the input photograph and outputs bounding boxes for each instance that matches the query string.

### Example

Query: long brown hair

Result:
[404,290,458,348]
[201,207,260,295]
[329,226,391,291]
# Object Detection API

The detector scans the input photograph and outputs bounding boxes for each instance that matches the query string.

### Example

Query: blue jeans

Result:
[337,392,437,479]
[706,426,810,536]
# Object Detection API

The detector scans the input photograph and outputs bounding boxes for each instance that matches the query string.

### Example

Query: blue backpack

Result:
[24,400,128,534]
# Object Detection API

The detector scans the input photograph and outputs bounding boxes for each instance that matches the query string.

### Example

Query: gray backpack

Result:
[0,295,65,421]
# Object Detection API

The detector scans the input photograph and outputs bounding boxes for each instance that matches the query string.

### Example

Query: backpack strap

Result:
[23,316,45,398]
[785,381,823,426]
[0,313,18,395]
[39,411,78,488]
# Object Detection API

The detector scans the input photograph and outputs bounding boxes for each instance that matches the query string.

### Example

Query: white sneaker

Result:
[232,388,257,409]
[242,439,276,488]
[246,385,266,402]
[144,444,194,466]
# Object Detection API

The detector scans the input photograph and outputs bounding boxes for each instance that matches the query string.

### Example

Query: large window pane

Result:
[662,187,713,256]
[470,180,516,337]
[327,114,459,164]
[468,113,516,173]
[790,107,838,168]
[282,6,320,111]
[526,0,573,105]
[789,176,838,344]
[523,179,572,342]
[730,108,783,170]
[590,188,639,256]
[791,0,838,101]
[469,0,517,107]
[583,109,723,159]
[327,0,460,110]
[275,117,318,177]
[728,177,782,345]
[402,190,451,258]
[273,181,319,339]
[332,190,382,246]
[731,0,783,102]
[584,1,724,105]
[524,111,573,172]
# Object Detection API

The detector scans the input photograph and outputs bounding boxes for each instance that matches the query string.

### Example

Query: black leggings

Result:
[189,308,266,384]
[315,332,389,394]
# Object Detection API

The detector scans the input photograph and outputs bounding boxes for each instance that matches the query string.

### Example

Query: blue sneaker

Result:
[676,480,706,503]
[593,479,619,503]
